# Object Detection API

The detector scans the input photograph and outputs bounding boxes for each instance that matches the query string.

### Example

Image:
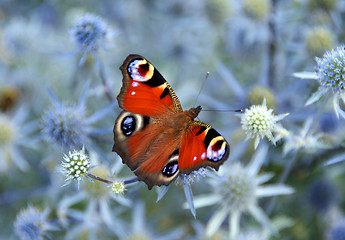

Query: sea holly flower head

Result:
[41,88,115,151]
[14,205,57,240]
[71,13,108,58]
[240,99,289,149]
[61,147,90,187]
[111,181,125,195]
[193,146,294,239]
[316,46,345,95]
[300,46,345,118]
[42,101,88,150]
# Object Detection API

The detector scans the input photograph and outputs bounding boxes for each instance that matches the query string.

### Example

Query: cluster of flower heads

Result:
[4,3,345,239]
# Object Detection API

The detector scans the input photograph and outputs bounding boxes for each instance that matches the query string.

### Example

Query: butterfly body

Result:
[113,55,229,189]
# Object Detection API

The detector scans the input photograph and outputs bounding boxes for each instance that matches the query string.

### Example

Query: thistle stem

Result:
[86,173,139,186]
[124,177,140,185]
[267,0,278,88]
[87,172,113,184]
[96,54,115,103]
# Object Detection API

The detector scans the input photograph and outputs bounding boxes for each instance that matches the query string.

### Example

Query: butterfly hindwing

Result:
[113,111,182,189]
[179,121,229,174]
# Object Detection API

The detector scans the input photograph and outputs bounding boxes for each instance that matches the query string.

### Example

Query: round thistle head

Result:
[42,103,87,149]
[71,13,107,52]
[112,181,125,195]
[62,148,90,185]
[240,100,288,148]
[306,27,334,57]
[316,46,345,95]
[14,206,54,240]
[0,114,14,147]
[219,163,256,211]
[243,0,271,22]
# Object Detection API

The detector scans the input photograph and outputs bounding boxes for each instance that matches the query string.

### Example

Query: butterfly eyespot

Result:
[207,138,227,162]
[121,115,136,136]
[128,59,154,82]
[162,161,179,177]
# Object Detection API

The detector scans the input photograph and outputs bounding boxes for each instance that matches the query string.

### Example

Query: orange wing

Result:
[117,54,182,117]
[178,121,229,174]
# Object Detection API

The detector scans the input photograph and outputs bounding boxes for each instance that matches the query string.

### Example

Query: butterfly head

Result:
[189,106,202,119]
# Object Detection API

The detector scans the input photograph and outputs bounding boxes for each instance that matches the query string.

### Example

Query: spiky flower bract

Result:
[240,99,289,149]
[157,168,211,218]
[282,118,329,154]
[61,147,90,187]
[193,146,294,239]
[14,205,57,240]
[305,46,345,118]
[0,108,38,173]
[42,102,88,150]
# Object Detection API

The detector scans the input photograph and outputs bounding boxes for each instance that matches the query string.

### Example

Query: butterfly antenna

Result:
[202,109,244,113]
[194,72,210,107]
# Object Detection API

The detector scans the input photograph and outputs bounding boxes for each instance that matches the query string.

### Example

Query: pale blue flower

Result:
[193,145,294,239]
[0,108,39,173]
[156,168,214,218]
[281,118,329,155]
[57,153,131,238]
[123,201,184,240]
[14,205,58,240]
[70,13,109,65]
[296,46,345,118]
[41,88,115,151]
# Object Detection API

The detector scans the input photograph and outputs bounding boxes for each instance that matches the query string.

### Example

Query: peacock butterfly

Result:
[113,55,229,189]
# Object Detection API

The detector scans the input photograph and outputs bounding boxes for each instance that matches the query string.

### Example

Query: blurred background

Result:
[0,0,345,239]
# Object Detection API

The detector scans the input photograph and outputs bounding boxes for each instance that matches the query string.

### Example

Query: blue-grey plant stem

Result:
[123,177,140,185]
[266,93,330,215]
[267,0,278,89]
[87,172,113,184]
[97,57,115,103]
[86,172,139,185]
